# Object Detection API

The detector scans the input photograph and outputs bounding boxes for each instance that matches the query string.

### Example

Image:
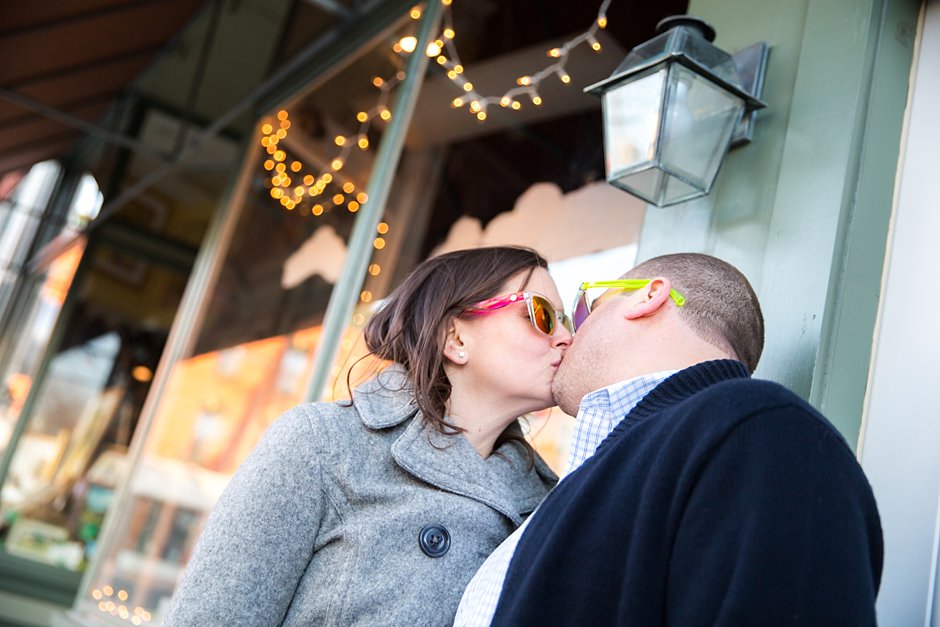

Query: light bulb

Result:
[398,36,417,53]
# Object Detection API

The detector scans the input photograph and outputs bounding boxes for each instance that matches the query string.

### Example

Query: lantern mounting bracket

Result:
[729,42,769,147]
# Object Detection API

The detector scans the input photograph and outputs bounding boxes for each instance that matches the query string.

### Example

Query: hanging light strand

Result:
[258,65,404,215]
[259,0,611,214]
[439,0,611,120]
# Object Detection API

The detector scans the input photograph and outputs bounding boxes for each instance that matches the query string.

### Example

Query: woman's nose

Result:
[552,324,573,348]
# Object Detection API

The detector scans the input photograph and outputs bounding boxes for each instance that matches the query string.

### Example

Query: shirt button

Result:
[418,524,451,558]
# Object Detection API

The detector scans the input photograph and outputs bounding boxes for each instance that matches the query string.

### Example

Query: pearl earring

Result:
[458,351,466,359]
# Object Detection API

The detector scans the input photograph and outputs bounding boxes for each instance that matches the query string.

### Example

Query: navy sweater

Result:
[492,360,883,626]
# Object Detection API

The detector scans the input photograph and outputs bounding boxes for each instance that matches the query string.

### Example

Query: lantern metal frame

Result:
[585,15,769,206]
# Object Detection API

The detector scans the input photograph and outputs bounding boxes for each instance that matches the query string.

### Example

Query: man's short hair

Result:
[626,253,765,372]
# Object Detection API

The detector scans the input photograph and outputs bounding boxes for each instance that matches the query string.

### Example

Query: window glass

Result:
[0,241,84,458]
[0,109,229,585]
[0,167,102,458]
[0,244,188,572]
[76,15,419,624]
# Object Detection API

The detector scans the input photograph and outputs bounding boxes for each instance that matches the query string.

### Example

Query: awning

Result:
[0,0,207,177]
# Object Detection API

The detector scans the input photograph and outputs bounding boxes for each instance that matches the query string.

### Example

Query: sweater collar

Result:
[352,365,556,523]
[625,359,750,425]
[588,360,749,460]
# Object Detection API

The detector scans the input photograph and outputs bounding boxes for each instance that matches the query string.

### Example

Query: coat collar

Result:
[351,365,419,429]
[352,366,556,524]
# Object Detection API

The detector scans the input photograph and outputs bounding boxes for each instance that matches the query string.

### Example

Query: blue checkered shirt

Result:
[453,370,678,627]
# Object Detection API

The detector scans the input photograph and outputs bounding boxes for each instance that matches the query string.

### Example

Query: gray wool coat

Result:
[163,367,556,626]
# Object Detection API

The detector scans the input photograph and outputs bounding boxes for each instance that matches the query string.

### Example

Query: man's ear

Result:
[442,319,469,364]
[624,278,673,320]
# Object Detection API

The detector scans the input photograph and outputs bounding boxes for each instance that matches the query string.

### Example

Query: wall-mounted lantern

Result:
[585,15,768,207]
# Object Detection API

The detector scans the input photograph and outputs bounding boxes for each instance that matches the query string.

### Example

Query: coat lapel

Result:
[353,366,555,525]
[390,417,550,525]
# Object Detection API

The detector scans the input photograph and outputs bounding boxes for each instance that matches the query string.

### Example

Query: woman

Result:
[164,246,571,626]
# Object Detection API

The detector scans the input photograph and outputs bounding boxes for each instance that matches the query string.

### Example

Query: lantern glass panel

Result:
[659,64,746,193]
[601,67,667,178]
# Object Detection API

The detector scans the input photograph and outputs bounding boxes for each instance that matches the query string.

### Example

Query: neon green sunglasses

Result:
[572,280,686,331]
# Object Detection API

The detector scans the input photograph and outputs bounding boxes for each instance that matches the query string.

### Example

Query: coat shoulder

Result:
[268,399,371,457]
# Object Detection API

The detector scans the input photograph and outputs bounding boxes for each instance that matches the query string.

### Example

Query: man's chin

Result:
[551,377,579,417]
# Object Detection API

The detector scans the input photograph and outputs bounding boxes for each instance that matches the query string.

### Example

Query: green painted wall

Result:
[635,0,920,447]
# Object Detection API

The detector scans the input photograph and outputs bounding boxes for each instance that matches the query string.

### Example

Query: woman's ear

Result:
[443,320,469,365]
[624,278,673,320]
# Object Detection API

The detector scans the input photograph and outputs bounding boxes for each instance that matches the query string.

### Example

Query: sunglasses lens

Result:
[530,296,556,335]
[572,291,590,331]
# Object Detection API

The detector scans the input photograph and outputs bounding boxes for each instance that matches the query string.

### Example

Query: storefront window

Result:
[0,109,220,596]
[0,168,103,459]
[75,13,421,624]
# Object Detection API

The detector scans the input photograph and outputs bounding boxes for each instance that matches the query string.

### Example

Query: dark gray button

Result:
[418,524,450,557]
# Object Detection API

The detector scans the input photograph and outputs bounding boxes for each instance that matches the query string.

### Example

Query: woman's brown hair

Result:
[363,245,549,437]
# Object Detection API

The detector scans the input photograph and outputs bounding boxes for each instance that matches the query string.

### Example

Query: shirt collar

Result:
[561,369,678,478]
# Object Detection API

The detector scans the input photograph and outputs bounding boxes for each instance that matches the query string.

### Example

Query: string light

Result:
[438,0,611,121]
[257,0,610,318]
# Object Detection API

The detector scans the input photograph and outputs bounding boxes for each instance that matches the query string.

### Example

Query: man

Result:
[455,252,882,626]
